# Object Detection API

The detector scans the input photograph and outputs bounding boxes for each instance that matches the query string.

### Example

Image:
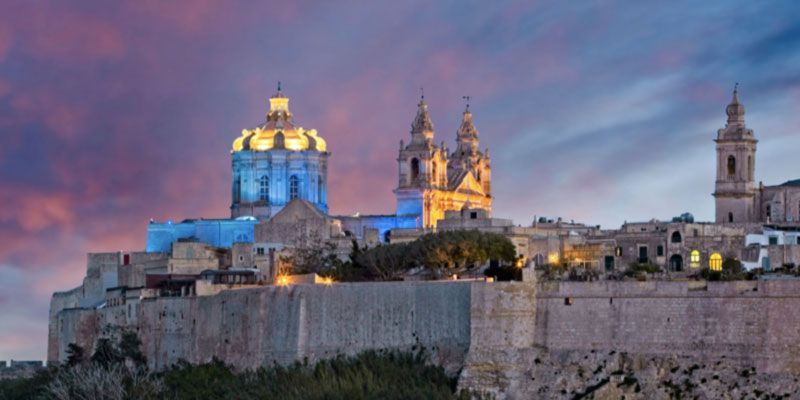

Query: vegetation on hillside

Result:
[0,333,487,400]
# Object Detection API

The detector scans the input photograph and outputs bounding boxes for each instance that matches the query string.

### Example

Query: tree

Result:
[119,331,147,367]
[66,343,85,367]
[91,338,122,367]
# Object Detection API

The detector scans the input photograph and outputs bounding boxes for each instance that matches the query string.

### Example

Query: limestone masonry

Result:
[49,87,800,398]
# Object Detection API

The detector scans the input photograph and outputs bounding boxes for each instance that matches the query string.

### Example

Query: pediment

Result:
[452,171,486,196]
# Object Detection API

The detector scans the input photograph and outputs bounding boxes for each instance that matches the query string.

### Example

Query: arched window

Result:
[747,156,752,180]
[318,176,323,202]
[671,231,682,243]
[289,175,299,200]
[477,169,481,182]
[709,253,723,271]
[766,205,772,221]
[727,155,736,177]
[259,175,269,203]
[615,247,622,257]
[690,250,700,268]
[410,158,420,181]
[233,176,241,203]
[728,212,734,223]
[432,161,437,184]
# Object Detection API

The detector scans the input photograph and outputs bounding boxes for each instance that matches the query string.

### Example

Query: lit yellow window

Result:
[690,250,700,268]
[709,253,722,271]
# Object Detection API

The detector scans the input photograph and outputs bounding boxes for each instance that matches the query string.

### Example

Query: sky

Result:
[1,0,800,361]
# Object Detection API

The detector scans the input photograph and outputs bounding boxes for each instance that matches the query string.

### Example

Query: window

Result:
[615,247,622,257]
[432,161,437,183]
[470,212,477,219]
[728,212,734,223]
[289,175,299,200]
[671,231,682,243]
[727,155,736,177]
[123,254,130,265]
[693,229,699,237]
[256,247,265,256]
[233,176,241,203]
[709,253,723,271]
[766,205,772,221]
[318,176,323,202]
[259,175,270,203]
[690,250,700,268]
[564,297,573,306]
[410,158,420,181]
[657,245,664,257]
[769,236,778,245]
[638,246,648,263]
[747,156,752,180]
[797,237,800,245]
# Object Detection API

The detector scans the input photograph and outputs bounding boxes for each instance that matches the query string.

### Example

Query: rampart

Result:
[50,278,800,398]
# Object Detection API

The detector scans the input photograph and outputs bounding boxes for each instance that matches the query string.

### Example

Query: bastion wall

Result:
[50,278,800,397]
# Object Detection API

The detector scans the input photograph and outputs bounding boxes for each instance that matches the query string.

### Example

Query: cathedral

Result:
[395,97,492,228]
[713,86,800,226]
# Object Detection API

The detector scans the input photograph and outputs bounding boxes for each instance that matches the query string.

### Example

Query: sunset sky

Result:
[1,1,799,360]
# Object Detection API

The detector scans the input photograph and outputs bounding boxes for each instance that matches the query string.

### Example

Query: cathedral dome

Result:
[232,89,326,153]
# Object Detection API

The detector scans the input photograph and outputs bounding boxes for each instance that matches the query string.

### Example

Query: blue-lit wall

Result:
[338,214,420,242]
[231,149,328,219]
[146,219,257,253]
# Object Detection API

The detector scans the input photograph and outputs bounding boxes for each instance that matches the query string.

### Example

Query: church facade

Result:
[714,87,800,226]
[394,98,492,228]
[230,87,329,219]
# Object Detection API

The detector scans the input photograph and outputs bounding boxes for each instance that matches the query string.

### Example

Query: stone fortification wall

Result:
[51,278,800,398]
[53,281,538,374]
[532,280,800,373]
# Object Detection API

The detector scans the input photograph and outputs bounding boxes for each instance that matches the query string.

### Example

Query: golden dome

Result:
[232,91,327,153]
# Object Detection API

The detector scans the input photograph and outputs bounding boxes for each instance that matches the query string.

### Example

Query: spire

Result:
[411,97,434,134]
[457,105,478,139]
[726,82,745,125]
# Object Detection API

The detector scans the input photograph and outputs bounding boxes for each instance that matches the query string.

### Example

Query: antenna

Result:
[462,95,471,111]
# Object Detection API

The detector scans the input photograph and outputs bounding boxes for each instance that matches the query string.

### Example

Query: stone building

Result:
[395,99,492,228]
[714,87,800,225]
[231,85,329,219]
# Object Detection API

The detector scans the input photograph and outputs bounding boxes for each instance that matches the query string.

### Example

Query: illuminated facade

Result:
[395,99,492,228]
[231,87,329,219]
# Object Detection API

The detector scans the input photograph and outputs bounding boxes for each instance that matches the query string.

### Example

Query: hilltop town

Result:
[46,87,800,398]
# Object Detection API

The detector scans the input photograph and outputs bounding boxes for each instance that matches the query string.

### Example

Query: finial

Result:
[462,95,471,111]
[420,86,424,100]
[277,81,282,92]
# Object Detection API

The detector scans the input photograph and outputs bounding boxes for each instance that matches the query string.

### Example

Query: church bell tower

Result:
[713,85,757,223]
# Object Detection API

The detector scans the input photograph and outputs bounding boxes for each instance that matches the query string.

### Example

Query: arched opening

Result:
[709,253,723,271]
[728,212,734,223]
[431,161,437,184]
[615,247,623,257]
[766,204,772,221]
[671,231,682,243]
[727,155,736,177]
[747,156,752,180]
[259,175,270,203]
[690,250,700,268]
[410,158,420,181]
[233,176,241,203]
[289,175,299,200]
[533,253,545,267]
[669,254,683,271]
